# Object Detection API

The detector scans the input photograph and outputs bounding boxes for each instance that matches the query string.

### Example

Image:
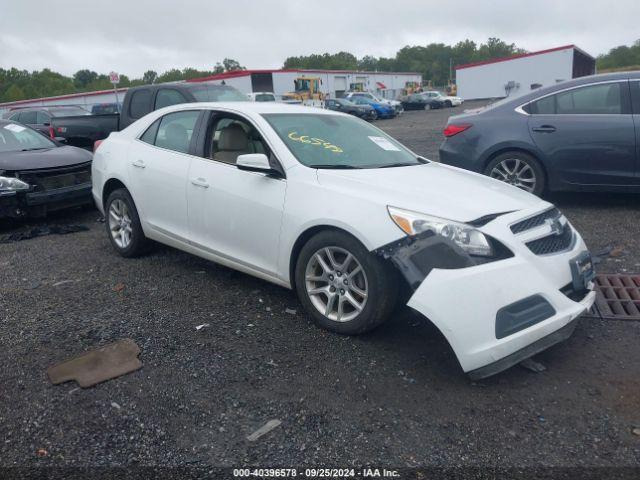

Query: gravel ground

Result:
[1,104,639,473]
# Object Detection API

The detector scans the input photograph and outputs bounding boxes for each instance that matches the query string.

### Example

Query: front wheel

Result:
[294,230,398,335]
[105,189,151,257]
[484,151,545,196]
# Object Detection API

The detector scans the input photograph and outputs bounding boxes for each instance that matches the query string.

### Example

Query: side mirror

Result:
[236,153,281,176]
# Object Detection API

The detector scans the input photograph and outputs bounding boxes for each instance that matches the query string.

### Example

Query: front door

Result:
[187,112,286,276]
[528,81,637,186]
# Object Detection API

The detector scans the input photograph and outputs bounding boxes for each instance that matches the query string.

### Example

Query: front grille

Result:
[526,225,574,255]
[510,208,560,234]
[17,162,91,192]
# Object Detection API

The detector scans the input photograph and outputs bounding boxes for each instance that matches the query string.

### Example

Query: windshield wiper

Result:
[20,147,49,151]
[307,164,362,169]
[373,162,421,169]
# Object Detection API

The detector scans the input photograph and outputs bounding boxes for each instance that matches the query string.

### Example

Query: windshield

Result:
[263,113,423,169]
[189,84,248,102]
[255,93,276,102]
[0,123,55,152]
[49,107,90,117]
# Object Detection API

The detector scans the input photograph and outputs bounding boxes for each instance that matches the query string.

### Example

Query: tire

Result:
[484,151,546,196]
[445,100,452,108]
[294,230,399,335]
[104,188,151,257]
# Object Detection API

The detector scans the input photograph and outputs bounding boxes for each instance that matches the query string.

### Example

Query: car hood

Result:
[0,145,92,172]
[316,162,546,223]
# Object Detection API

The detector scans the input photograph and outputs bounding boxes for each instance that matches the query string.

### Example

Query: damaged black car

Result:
[0,119,93,219]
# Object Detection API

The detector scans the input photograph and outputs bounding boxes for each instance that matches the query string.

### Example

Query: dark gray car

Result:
[0,119,93,218]
[439,72,640,196]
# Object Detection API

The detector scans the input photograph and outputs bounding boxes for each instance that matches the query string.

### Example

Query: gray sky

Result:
[0,0,638,77]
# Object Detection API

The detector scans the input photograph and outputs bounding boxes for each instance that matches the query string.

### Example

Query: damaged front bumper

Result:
[376,208,596,379]
[0,183,92,219]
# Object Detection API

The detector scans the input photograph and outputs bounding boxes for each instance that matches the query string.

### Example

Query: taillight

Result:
[93,140,103,152]
[443,123,472,137]
[48,126,55,139]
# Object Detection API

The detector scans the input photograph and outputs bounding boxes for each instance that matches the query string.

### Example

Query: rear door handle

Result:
[191,178,209,188]
[131,159,146,168]
[531,125,556,133]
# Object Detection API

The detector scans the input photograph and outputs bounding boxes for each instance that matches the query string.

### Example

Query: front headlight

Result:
[0,176,30,192]
[387,206,494,257]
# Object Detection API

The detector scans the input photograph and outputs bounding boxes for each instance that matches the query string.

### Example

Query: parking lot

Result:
[1,103,639,469]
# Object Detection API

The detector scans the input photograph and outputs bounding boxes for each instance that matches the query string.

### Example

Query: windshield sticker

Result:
[4,124,26,133]
[288,132,343,153]
[368,136,400,151]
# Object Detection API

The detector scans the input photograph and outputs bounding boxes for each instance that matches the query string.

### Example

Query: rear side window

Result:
[527,82,626,115]
[155,89,188,110]
[527,95,555,114]
[556,83,622,114]
[129,89,152,119]
[140,118,161,144]
[154,110,200,154]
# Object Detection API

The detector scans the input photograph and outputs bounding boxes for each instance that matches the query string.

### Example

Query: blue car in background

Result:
[439,71,640,196]
[348,96,396,119]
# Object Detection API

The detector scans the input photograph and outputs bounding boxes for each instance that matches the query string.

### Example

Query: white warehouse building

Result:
[185,68,422,100]
[456,45,596,100]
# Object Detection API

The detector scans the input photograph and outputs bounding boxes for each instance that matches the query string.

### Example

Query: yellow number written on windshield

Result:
[287,132,343,153]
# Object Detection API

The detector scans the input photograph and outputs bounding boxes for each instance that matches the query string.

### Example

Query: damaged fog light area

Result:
[375,230,513,290]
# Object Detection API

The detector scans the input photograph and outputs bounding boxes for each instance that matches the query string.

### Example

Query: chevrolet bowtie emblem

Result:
[545,217,563,236]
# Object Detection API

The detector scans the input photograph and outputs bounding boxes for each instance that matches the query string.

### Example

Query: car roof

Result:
[492,70,640,110]
[166,102,340,115]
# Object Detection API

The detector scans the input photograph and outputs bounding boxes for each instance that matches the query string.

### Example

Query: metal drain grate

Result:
[591,274,640,320]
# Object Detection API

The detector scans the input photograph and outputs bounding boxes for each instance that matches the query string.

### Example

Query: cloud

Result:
[0,0,638,77]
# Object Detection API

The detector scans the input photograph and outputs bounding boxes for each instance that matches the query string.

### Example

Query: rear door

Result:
[127,110,202,242]
[527,80,636,186]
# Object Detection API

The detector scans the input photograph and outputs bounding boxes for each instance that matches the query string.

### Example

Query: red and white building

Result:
[455,45,596,100]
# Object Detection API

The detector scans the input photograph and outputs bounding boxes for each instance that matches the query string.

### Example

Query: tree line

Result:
[0,58,245,103]
[1,39,639,103]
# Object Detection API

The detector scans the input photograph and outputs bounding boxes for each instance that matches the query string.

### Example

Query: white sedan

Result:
[92,102,596,379]
[421,90,464,107]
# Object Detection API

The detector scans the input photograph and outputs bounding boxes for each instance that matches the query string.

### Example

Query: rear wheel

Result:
[105,189,151,257]
[294,230,398,335]
[484,151,545,196]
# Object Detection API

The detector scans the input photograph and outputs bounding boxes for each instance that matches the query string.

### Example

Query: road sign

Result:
[109,71,120,85]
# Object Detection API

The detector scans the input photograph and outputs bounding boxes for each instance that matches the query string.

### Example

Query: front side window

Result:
[36,111,51,124]
[263,113,422,169]
[48,107,90,117]
[189,84,247,102]
[254,93,275,102]
[129,89,152,119]
[0,122,56,152]
[207,114,269,165]
[154,110,200,154]
[155,89,188,110]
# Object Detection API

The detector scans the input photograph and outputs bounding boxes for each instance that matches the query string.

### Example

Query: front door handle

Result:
[191,178,210,188]
[531,125,556,133]
[131,159,146,168]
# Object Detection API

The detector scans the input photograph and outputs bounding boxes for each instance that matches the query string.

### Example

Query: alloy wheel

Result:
[108,199,133,248]
[305,246,368,322]
[490,158,537,193]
